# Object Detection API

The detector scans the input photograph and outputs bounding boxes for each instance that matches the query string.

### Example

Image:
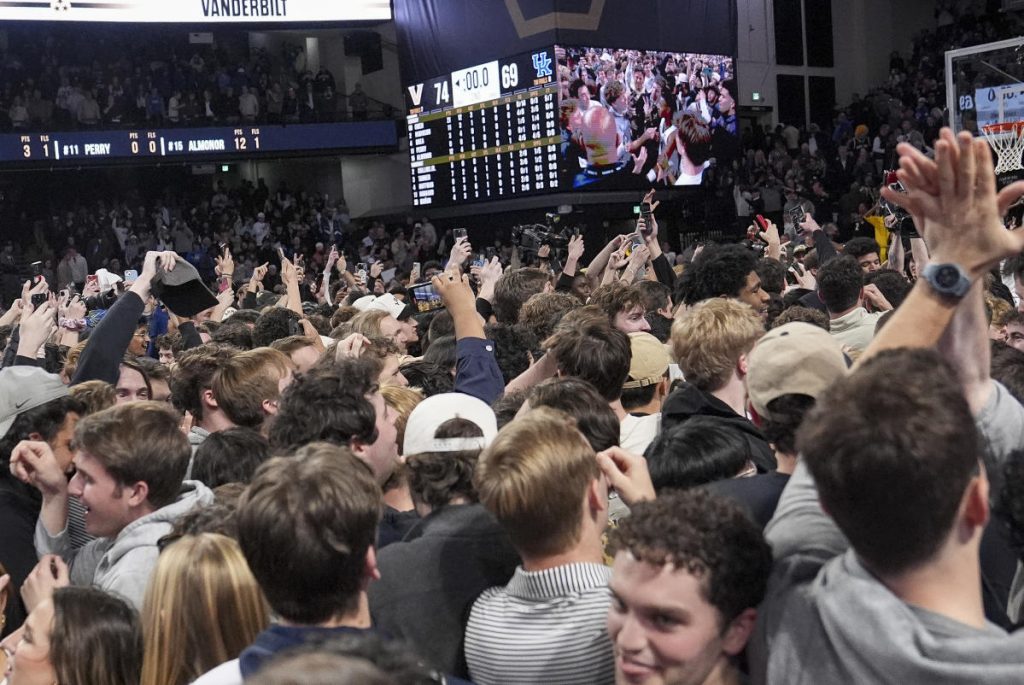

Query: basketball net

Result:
[981,121,1024,175]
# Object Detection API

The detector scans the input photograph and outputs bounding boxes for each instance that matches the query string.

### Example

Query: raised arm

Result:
[862,129,1024,363]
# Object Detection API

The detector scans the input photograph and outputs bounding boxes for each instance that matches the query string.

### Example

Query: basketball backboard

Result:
[947,36,1024,183]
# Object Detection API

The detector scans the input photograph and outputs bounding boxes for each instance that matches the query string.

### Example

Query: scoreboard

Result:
[2,121,397,166]
[405,48,561,207]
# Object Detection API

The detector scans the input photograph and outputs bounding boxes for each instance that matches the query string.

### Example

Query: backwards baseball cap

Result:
[151,256,218,318]
[746,322,848,421]
[403,393,498,456]
[369,293,414,321]
[0,367,70,440]
[623,332,671,389]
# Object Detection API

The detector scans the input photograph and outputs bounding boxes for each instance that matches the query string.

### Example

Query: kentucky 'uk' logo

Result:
[533,52,553,78]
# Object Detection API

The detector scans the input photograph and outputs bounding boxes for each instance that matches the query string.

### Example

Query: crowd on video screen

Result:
[557,46,737,190]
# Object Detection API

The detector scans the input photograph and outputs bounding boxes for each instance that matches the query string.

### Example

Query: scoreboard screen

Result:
[405,48,561,208]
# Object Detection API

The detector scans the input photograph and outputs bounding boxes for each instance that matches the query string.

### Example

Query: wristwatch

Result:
[921,262,971,299]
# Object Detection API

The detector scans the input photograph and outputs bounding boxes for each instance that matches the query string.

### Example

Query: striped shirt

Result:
[464,562,614,685]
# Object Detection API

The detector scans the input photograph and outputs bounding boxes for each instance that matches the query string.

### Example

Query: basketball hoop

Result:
[981,121,1024,174]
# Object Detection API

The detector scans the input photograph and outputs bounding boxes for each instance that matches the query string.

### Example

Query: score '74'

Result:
[434,81,450,105]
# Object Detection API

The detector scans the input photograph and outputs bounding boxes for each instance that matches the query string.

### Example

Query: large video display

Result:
[556,46,737,190]
[403,44,738,207]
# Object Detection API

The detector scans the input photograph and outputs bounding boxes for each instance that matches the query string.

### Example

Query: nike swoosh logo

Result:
[14,399,28,409]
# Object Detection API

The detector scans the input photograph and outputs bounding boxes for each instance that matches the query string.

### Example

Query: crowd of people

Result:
[0,25,385,133]
[3,5,1024,685]
[1,122,1024,685]
[557,47,737,189]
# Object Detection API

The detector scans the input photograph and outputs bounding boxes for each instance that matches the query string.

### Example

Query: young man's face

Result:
[1005,322,1024,352]
[128,327,150,357]
[359,391,399,484]
[736,272,769,320]
[378,315,410,352]
[608,553,736,685]
[116,366,150,404]
[67,450,133,538]
[615,305,651,334]
[158,346,175,365]
[856,252,881,273]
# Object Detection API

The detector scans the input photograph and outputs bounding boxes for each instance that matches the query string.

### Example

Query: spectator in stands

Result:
[466,408,614,685]
[12,402,213,610]
[192,444,382,684]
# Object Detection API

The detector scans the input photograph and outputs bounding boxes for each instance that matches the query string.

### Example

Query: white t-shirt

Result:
[620,412,660,455]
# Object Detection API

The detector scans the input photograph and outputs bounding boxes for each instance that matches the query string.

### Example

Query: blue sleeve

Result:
[453,337,505,405]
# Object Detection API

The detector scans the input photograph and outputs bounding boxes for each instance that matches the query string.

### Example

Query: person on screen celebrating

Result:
[661,112,712,186]
[573,106,648,190]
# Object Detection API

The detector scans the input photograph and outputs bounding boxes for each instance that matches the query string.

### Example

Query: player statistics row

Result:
[3,121,397,165]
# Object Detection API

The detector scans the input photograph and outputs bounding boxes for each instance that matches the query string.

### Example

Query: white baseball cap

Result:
[403,393,498,456]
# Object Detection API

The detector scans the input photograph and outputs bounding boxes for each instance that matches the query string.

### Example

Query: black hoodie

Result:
[660,381,777,472]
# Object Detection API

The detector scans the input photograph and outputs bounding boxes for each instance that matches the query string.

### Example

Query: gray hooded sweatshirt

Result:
[35,481,214,609]
[751,382,1024,685]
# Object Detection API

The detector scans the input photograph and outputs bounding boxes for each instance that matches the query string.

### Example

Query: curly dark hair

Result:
[610,489,772,623]
[677,244,758,306]
[405,418,483,510]
[843,237,880,260]
[485,323,538,385]
[399,359,455,397]
[816,255,863,313]
[771,305,830,332]
[252,308,302,348]
[267,360,378,451]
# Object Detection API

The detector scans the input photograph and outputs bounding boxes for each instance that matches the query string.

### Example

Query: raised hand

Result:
[566,235,585,263]
[21,555,69,614]
[9,440,68,496]
[214,246,234,280]
[596,446,655,506]
[883,128,1024,280]
[448,236,472,271]
[17,300,58,358]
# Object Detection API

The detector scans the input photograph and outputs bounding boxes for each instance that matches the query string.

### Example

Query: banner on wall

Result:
[394,0,737,86]
[0,0,391,23]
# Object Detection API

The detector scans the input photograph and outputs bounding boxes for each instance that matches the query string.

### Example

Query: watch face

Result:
[936,265,960,289]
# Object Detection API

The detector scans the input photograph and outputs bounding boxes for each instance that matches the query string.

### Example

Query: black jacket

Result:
[661,382,777,472]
